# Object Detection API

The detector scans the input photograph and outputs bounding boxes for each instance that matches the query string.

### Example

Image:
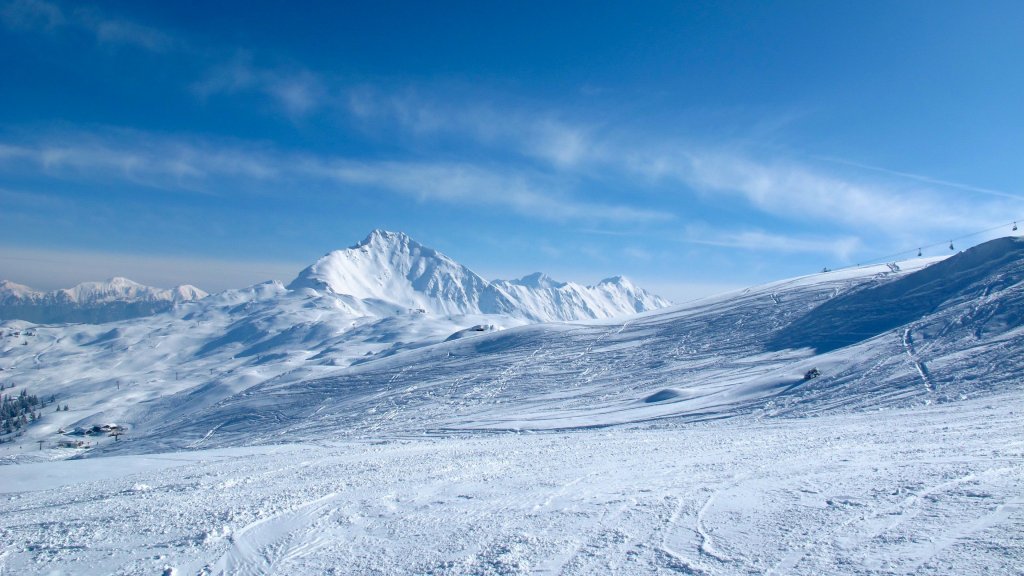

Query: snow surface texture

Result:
[0,277,208,324]
[1,399,1021,575]
[1,236,1023,574]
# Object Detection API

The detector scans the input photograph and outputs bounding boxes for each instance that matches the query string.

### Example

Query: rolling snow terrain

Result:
[0,234,1022,575]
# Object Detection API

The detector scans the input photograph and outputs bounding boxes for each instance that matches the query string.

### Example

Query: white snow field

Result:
[1,234,1023,575]
[1,398,1021,575]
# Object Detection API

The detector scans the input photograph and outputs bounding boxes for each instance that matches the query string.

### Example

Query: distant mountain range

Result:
[1,230,670,325]
[0,277,207,324]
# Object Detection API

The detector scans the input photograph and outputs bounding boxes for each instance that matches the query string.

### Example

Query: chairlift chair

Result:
[1014,221,1019,232]
[917,248,922,257]
[949,241,954,251]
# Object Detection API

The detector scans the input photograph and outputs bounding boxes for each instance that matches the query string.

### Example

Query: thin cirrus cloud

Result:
[4,118,1017,246]
[1,0,175,51]
[345,88,598,169]
[16,0,979,246]
[311,159,671,224]
[674,152,1020,236]
[0,0,63,30]
[3,0,320,115]
[337,90,1022,241]
[4,1,1017,248]
[0,131,671,225]
[0,136,274,193]
[192,55,327,117]
[684,228,863,260]
[813,156,1024,202]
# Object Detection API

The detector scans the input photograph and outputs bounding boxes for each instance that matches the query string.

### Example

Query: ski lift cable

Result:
[844,218,1024,270]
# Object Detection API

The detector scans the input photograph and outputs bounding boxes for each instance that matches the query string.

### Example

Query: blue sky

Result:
[1,0,1023,300]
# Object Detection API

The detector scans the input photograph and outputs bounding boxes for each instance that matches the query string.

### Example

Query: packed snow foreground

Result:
[1,232,1023,575]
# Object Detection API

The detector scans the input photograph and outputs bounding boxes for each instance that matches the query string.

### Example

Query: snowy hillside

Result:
[124,239,1024,447]
[3,236,1022,454]
[1,237,1022,575]
[0,277,208,324]
[289,229,671,321]
[0,230,672,452]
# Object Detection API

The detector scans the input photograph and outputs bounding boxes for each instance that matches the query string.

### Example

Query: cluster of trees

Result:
[1,387,61,440]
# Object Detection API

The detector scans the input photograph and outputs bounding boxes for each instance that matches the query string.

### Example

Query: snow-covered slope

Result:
[769,236,1024,352]
[2,237,1023,575]
[0,277,208,324]
[1,236,1020,460]
[0,230,672,452]
[4,397,1022,576]
[90,237,1021,449]
[289,230,671,321]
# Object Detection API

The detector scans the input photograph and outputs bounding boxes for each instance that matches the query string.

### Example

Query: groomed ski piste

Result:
[1,234,1023,575]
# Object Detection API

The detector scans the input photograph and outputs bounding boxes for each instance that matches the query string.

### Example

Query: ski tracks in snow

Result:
[208,491,341,576]
[902,328,934,393]
[768,464,1022,574]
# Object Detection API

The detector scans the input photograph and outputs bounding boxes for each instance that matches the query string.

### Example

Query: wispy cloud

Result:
[344,88,600,168]
[0,133,275,193]
[1,0,63,30]
[193,55,327,117]
[77,9,174,51]
[311,159,670,223]
[814,156,1024,201]
[674,152,1021,235]
[684,228,863,260]
[1,0,176,51]
[0,130,670,224]
[4,1,324,115]
[336,87,1024,239]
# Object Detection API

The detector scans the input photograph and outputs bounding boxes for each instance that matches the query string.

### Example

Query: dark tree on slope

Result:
[1,389,41,438]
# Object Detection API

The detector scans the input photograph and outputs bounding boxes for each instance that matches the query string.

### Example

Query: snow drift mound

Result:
[769,236,1024,353]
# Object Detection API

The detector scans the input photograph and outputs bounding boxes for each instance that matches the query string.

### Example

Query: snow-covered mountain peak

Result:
[509,272,566,290]
[288,230,494,316]
[288,231,671,321]
[357,229,416,249]
[171,284,209,302]
[0,279,39,301]
[55,277,208,305]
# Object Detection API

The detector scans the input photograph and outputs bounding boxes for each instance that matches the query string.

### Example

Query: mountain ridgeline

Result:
[0,278,208,324]
[768,237,1024,353]
[287,230,671,322]
[0,231,670,325]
